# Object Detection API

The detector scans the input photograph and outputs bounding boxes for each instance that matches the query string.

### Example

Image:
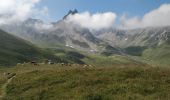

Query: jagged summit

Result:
[63,9,78,19]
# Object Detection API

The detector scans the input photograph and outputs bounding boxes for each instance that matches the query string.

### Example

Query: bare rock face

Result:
[95,26,170,47]
[63,9,78,19]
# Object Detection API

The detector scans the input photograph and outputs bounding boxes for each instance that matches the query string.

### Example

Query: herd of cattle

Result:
[2,60,94,80]
[17,60,94,68]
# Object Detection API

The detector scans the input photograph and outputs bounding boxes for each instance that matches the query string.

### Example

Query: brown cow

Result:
[30,61,39,66]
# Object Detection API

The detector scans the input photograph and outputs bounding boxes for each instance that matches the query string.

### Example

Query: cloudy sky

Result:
[0,0,170,30]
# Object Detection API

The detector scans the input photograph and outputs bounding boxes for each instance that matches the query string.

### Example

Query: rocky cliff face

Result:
[63,9,78,19]
[95,26,170,48]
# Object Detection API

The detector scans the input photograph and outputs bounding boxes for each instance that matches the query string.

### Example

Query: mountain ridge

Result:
[1,10,170,66]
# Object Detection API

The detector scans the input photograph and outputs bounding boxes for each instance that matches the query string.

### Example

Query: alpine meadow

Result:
[0,0,170,100]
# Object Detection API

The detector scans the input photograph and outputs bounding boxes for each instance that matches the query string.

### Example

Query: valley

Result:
[0,1,170,99]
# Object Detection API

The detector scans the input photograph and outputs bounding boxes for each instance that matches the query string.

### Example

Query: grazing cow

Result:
[30,61,39,66]
[88,65,94,68]
[48,60,55,65]
[61,63,65,66]
[67,63,72,67]
[34,63,39,66]
[44,60,49,64]
[72,64,79,67]
[44,59,55,65]
[17,63,21,66]
[49,62,55,65]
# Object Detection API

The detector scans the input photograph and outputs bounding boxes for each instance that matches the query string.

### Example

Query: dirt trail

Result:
[0,75,16,99]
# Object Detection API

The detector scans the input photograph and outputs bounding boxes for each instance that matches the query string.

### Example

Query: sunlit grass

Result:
[0,64,169,100]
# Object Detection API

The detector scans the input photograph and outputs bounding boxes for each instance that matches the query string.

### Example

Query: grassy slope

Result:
[142,44,170,66]
[0,43,169,99]
[0,29,46,66]
[0,72,6,96]
[52,48,86,64]
[0,30,68,66]
[83,54,147,67]
[0,65,170,100]
[50,46,147,67]
[122,44,170,66]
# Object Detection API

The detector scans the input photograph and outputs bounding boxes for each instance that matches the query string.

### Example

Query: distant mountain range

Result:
[1,10,170,66]
[0,10,121,55]
[95,27,170,48]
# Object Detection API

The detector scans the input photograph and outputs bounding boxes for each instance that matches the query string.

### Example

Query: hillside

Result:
[0,64,170,100]
[0,29,60,66]
[142,44,170,66]
[95,27,170,66]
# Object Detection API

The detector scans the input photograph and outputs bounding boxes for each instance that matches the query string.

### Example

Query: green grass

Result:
[0,30,47,66]
[0,30,71,66]
[142,44,170,66]
[120,44,170,67]
[0,64,170,100]
[1,28,170,99]
[83,54,147,67]
[0,74,7,96]
[50,47,139,66]
[53,49,86,64]
[124,46,147,56]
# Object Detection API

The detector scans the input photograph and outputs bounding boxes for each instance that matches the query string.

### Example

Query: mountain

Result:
[0,29,40,66]
[1,9,170,66]
[0,29,67,66]
[63,9,78,19]
[95,26,170,48]
[0,11,122,54]
[1,19,103,52]
[95,26,170,65]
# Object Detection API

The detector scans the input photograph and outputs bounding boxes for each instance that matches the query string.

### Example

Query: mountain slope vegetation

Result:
[142,44,170,66]
[0,65,170,100]
[0,29,62,66]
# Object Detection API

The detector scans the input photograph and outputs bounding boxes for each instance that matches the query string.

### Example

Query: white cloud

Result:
[121,4,170,29]
[34,22,54,31]
[0,0,48,25]
[65,12,117,30]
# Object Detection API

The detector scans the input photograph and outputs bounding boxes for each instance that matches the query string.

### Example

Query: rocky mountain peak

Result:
[63,9,78,19]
